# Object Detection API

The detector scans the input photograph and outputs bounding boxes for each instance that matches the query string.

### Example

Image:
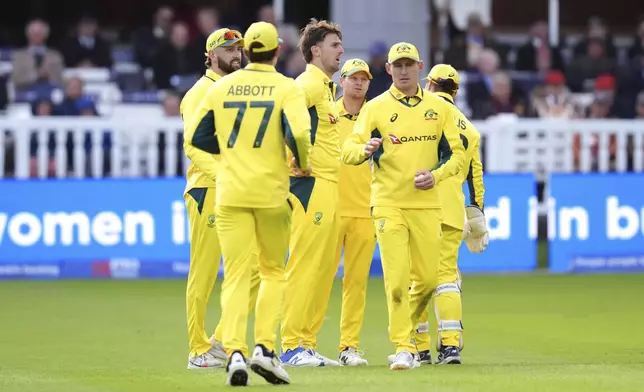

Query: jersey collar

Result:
[337,96,366,120]
[245,63,277,72]
[388,84,424,101]
[205,69,222,82]
[306,63,331,83]
[435,91,455,105]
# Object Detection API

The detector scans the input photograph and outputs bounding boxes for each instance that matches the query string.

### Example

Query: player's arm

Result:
[466,133,485,210]
[431,111,465,184]
[184,90,220,180]
[282,83,312,170]
[341,102,379,165]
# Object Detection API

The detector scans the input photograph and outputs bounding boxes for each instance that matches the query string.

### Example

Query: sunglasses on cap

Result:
[213,29,242,47]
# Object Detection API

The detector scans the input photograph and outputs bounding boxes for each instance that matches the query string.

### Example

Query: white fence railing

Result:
[2,117,644,179]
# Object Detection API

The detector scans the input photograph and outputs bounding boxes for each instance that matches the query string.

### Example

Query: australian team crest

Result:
[378,219,385,233]
[396,44,412,54]
[207,214,216,228]
[424,109,438,120]
[314,212,323,225]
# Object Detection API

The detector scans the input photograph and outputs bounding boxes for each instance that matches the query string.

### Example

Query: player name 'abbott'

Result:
[227,85,276,96]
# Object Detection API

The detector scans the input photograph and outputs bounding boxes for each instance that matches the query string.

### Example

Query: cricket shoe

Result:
[339,347,368,366]
[226,351,249,387]
[250,344,290,385]
[387,350,429,366]
[280,347,322,367]
[436,346,461,365]
[389,350,420,370]
[208,336,229,362]
[187,350,226,369]
[307,348,340,366]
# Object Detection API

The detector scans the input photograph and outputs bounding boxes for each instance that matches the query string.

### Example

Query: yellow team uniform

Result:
[341,68,465,355]
[182,69,227,358]
[414,88,485,353]
[281,64,342,353]
[334,96,376,352]
[188,52,312,357]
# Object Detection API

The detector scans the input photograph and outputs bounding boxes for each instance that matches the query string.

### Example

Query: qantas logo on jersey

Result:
[389,133,437,144]
[328,114,338,124]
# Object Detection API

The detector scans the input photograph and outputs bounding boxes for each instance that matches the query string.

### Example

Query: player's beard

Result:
[218,56,241,75]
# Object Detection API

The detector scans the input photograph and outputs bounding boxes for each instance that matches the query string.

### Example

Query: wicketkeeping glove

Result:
[463,205,488,253]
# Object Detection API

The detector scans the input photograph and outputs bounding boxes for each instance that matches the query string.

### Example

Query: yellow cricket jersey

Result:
[341,84,465,209]
[181,69,222,196]
[293,64,341,182]
[336,97,371,218]
[434,92,485,230]
[187,63,312,208]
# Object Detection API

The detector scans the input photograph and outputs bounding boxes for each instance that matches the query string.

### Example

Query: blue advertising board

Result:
[0,174,536,279]
[549,173,644,273]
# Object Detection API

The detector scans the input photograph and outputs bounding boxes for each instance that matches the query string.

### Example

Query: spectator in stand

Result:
[573,16,617,60]
[591,73,632,118]
[566,38,617,92]
[625,47,644,102]
[191,6,221,58]
[61,15,113,68]
[636,91,644,118]
[529,70,579,118]
[470,71,526,119]
[152,22,201,91]
[443,12,508,71]
[132,6,175,69]
[54,77,98,116]
[257,4,276,24]
[11,19,64,91]
[365,41,390,100]
[515,21,565,73]
[627,17,644,61]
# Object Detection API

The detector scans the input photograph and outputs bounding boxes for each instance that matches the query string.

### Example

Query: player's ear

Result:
[385,62,392,76]
[339,76,346,88]
[418,60,425,72]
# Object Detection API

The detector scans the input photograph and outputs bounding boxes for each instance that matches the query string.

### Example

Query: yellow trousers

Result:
[373,207,442,354]
[216,202,293,356]
[281,177,339,352]
[414,224,464,351]
[185,187,259,357]
[335,216,376,351]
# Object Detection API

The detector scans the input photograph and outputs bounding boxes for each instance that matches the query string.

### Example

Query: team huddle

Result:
[180,18,489,387]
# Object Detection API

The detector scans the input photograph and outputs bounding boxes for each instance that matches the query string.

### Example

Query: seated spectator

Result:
[54,77,99,116]
[191,6,220,58]
[471,71,526,119]
[132,6,174,69]
[529,70,579,118]
[566,38,617,92]
[61,15,113,68]
[11,19,63,91]
[366,41,390,100]
[443,12,508,71]
[515,21,565,73]
[152,22,201,91]
[573,17,617,60]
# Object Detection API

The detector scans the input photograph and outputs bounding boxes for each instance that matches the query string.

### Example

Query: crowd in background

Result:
[1,3,644,177]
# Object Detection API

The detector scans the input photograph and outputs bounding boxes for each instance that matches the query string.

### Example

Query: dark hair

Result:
[433,79,459,95]
[247,42,278,63]
[298,18,342,63]
[205,56,211,69]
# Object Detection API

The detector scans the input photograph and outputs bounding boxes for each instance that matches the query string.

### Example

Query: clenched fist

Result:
[414,170,435,190]
[364,137,383,157]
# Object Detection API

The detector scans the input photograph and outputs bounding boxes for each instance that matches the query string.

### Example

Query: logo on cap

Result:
[396,44,412,54]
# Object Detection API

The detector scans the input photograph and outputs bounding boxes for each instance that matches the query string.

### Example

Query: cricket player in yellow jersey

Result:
[280,19,344,367]
[188,21,312,386]
[334,58,374,367]
[341,43,465,371]
[411,64,488,365]
[182,27,253,370]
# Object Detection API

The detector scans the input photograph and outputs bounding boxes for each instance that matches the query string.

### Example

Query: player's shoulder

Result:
[294,71,324,100]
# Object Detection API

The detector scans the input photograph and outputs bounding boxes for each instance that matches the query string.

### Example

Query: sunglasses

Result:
[212,30,242,48]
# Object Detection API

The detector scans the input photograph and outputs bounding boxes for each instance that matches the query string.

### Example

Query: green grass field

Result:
[1,274,644,391]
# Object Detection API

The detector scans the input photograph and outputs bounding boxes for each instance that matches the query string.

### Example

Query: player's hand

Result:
[364,138,383,157]
[464,205,488,253]
[290,157,312,177]
[464,231,488,253]
[414,170,435,190]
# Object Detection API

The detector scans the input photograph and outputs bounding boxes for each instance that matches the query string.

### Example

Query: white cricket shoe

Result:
[187,350,226,369]
[208,336,228,361]
[389,351,420,370]
[280,347,322,367]
[307,348,340,366]
[250,344,290,385]
[339,348,368,366]
[226,351,249,387]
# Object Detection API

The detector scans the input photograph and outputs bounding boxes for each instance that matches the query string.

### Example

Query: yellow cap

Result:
[388,42,421,63]
[244,21,283,53]
[424,63,460,86]
[340,58,373,79]
[206,28,244,52]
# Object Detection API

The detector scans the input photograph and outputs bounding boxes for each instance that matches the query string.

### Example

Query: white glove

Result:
[463,205,488,253]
